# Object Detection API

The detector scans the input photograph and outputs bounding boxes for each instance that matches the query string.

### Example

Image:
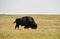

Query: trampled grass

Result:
[0,14,60,39]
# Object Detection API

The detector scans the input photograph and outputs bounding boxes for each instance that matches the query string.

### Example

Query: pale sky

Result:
[0,0,60,14]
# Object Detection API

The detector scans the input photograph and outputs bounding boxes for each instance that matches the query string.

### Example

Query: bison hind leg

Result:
[15,24,19,29]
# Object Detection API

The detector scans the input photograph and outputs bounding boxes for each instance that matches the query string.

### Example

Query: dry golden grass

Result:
[0,14,60,39]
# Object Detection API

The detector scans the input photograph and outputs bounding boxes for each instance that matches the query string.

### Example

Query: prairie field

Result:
[0,14,60,39]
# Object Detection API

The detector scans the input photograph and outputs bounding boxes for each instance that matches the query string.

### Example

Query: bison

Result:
[14,16,37,29]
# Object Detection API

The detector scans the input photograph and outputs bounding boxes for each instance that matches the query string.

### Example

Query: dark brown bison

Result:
[14,16,37,29]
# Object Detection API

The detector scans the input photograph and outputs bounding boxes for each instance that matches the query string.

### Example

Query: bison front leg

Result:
[24,25,30,29]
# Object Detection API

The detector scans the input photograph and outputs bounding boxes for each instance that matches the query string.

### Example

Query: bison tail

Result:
[13,21,16,23]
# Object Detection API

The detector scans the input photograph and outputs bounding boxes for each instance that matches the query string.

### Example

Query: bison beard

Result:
[14,16,37,29]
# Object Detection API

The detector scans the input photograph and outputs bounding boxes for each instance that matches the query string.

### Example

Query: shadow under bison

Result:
[14,16,37,29]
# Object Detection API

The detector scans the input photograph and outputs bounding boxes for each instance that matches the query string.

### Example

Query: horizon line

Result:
[0,13,60,15]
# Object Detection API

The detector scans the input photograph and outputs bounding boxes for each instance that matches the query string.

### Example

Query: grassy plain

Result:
[0,14,60,39]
